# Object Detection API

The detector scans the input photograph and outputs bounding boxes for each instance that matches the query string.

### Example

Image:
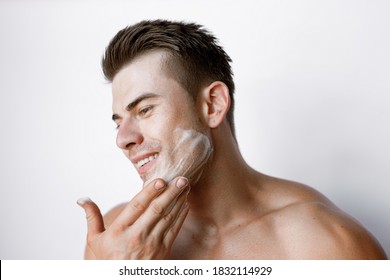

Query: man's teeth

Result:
[137,154,158,168]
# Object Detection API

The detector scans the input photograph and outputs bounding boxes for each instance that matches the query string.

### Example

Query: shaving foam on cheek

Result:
[146,128,213,185]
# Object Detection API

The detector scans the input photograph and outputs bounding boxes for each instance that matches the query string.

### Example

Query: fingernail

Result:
[176,177,188,189]
[77,197,91,206]
[154,180,166,190]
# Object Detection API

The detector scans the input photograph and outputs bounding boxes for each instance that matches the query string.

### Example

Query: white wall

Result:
[0,0,388,259]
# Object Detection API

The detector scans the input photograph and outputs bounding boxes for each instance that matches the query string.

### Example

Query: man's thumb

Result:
[77,197,105,236]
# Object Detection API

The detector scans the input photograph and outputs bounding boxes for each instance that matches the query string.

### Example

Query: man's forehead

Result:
[112,51,168,99]
[113,51,167,86]
[111,51,186,115]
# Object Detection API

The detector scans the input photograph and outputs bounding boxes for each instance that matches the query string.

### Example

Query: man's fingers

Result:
[77,197,105,236]
[133,177,189,232]
[164,201,190,246]
[151,185,190,240]
[112,178,167,228]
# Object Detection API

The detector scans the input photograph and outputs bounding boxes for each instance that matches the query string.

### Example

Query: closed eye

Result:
[138,106,153,117]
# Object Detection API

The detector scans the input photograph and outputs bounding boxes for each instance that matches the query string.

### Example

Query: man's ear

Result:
[198,81,231,128]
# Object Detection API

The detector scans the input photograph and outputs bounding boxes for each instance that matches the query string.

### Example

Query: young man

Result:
[78,20,387,259]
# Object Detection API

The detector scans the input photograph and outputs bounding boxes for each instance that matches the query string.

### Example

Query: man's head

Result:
[102,19,236,138]
[103,20,236,184]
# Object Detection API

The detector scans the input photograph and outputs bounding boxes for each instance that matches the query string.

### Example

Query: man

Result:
[77,20,387,259]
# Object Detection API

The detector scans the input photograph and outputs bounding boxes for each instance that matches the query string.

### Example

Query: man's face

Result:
[112,51,213,184]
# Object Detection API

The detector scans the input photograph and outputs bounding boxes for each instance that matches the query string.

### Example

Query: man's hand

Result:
[77,177,190,259]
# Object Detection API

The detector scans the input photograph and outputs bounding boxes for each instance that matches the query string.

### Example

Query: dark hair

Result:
[102,19,236,137]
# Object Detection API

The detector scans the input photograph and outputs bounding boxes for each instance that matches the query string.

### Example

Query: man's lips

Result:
[131,153,159,173]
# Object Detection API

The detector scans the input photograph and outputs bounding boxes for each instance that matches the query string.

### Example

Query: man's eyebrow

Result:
[112,93,160,122]
[126,93,160,111]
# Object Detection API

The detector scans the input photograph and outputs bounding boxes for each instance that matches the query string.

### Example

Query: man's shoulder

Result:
[261,175,332,207]
[259,177,387,259]
[277,200,386,259]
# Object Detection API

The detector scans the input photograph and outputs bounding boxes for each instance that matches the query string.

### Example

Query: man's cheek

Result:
[144,128,213,184]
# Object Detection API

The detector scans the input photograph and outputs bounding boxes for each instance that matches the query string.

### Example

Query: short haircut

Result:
[102,19,236,138]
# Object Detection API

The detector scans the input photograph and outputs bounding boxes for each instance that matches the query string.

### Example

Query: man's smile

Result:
[131,152,159,175]
[136,153,158,168]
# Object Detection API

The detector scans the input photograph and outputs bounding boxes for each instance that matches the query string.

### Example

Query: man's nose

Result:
[116,119,143,150]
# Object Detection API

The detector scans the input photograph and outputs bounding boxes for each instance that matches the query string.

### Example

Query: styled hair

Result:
[102,19,236,137]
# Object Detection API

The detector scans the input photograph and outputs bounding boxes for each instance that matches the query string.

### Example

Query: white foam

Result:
[77,197,92,206]
[144,128,213,185]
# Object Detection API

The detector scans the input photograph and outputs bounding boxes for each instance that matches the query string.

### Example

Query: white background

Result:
[0,0,389,259]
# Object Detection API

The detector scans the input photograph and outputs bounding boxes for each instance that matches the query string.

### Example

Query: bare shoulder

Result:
[260,176,387,259]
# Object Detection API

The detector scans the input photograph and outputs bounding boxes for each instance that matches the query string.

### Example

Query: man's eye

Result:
[139,106,153,116]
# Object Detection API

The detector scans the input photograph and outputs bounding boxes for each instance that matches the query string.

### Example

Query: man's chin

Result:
[141,171,180,186]
[140,174,151,187]
[140,172,166,187]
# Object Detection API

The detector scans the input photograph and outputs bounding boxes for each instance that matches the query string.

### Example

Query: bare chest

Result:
[170,223,285,259]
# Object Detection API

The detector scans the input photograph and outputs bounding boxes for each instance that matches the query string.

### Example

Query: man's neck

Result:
[187,128,264,231]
